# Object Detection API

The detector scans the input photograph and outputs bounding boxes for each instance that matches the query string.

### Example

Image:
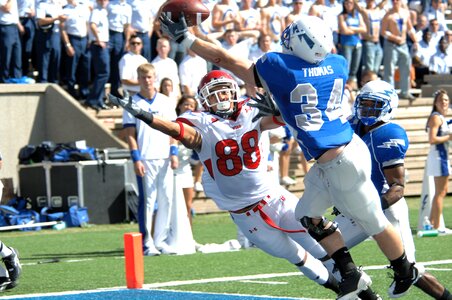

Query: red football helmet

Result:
[197,70,241,118]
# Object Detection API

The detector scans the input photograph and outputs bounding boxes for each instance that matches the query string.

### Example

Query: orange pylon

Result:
[124,232,144,288]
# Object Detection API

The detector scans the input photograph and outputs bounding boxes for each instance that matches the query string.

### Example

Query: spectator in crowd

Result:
[118,35,147,96]
[60,0,91,101]
[260,0,286,47]
[308,0,328,18]
[35,0,67,84]
[159,77,177,110]
[414,13,429,41]
[446,30,452,49]
[357,0,387,75]
[237,0,261,31]
[174,95,198,227]
[338,0,367,83]
[129,0,159,62]
[107,0,132,98]
[151,37,181,100]
[18,0,35,78]
[426,89,452,231]
[429,36,451,74]
[121,63,178,256]
[249,33,273,62]
[285,0,307,26]
[381,0,418,101]
[428,18,445,51]
[412,29,435,86]
[337,79,452,300]
[423,0,448,32]
[86,0,110,111]
[211,0,239,32]
[159,13,425,298]
[197,0,215,39]
[109,70,343,297]
[0,0,23,83]
[179,48,208,97]
[0,151,22,290]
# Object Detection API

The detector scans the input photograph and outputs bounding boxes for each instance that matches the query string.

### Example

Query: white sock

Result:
[297,253,330,285]
[0,242,12,258]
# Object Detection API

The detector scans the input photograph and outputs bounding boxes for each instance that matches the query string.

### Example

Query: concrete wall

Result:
[0,84,126,193]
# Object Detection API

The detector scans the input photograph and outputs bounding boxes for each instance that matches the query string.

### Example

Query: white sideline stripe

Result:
[239,280,288,285]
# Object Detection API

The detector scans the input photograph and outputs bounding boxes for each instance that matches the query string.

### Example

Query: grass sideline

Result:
[0,196,451,299]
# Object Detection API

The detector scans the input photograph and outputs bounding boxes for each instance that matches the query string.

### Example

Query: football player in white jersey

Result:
[159,13,424,299]
[335,79,452,300]
[110,70,344,297]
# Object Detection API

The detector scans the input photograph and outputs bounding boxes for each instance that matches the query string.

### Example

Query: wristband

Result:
[180,33,197,49]
[130,149,141,162]
[170,145,178,156]
[65,43,72,48]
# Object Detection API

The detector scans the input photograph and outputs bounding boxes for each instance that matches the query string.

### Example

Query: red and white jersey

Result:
[177,100,277,211]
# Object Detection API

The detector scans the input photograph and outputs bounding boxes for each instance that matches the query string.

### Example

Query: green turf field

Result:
[1,196,451,299]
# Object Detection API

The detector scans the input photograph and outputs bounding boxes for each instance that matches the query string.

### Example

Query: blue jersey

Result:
[255,52,352,160]
[351,119,409,196]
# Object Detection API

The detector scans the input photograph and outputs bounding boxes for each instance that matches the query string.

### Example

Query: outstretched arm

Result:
[109,93,202,151]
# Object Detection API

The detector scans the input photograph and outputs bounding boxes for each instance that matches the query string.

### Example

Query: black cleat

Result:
[0,276,11,291]
[388,263,424,298]
[337,267,372,300]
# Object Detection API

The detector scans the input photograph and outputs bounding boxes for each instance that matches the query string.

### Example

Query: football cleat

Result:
[388,263,425,298]
[337,267,372,300]
[0,277,11,292]
[2,248,22,289]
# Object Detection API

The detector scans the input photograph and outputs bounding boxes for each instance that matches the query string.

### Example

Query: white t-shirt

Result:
[151,55,181,97]
[178,54,208,95]
[123,92,177,159]
[118,52,148,93]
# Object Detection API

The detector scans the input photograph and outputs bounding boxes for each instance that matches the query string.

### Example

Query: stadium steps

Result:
[91,95,451,214]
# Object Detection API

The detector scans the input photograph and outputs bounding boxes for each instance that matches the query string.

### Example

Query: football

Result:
[160,0,210,27]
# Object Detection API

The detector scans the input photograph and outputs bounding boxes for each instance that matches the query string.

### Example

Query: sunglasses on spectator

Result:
[131,41,142,45]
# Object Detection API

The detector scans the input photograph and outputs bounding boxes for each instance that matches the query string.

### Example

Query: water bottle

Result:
[417,229,439,237]
[423,216,433,230]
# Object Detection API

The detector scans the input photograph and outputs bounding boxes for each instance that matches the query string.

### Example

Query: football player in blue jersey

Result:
[159,13,424,299]
[335,79,452,300]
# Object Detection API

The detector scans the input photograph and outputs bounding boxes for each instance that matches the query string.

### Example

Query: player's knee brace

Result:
[300,216,338,242]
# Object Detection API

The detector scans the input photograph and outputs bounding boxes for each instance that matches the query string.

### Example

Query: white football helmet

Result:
[197,70,241,118]
[280,15,334,64]
[354,80,399,126]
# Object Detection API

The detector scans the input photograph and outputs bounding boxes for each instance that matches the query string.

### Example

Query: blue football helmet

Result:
[354,80,399,126]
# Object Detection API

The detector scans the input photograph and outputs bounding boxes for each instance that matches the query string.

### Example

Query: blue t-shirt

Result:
[255,52,352,160]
